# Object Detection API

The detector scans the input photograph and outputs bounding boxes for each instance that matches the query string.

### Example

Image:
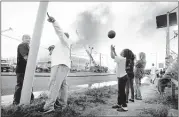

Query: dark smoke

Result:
[73,3,114,48]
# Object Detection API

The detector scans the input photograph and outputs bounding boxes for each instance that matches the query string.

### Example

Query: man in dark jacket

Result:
[13,34,34,105]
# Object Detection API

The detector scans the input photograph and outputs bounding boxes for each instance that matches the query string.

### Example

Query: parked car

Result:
[36,64,50,73]
[10,63,17,72]
[1,59,11,72]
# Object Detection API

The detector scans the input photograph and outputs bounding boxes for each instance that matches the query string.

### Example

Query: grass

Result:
[138,87,178,117]
[1,86,117,117]
[138,107,169,117]
[144,91,178,109]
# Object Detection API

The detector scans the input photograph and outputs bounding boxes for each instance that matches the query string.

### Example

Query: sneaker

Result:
[135,98,142,100]
[12,101,19,106]
[112,104,121,109]
[54,102,61,109]
[54,101,66,110]
[121,104,128,111]
[117,104,128,111]
[40,108,55,114]
[129,99,134,102]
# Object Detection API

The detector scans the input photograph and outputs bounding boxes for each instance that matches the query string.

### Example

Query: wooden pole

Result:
[20,2,48,105]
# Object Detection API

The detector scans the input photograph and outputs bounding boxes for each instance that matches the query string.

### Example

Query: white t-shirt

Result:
[151,66,156,74]
[51,21,72,68]
[114,56,127,78]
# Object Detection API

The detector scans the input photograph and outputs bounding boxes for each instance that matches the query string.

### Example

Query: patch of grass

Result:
[138,106,169,117]
[1,86,117,117]
[1,100,45,117]
[84,86,117,104]
[144,92,178,109]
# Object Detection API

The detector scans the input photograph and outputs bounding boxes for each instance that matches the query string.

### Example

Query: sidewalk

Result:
[1,91,44,106]
[81,78,165,117]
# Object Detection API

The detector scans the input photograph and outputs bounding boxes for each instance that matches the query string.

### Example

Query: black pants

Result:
[13,73,34,104]
[117,75,128,106]
[126,72,134,101]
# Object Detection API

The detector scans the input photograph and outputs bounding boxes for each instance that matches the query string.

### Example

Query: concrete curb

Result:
[1,91,44,106]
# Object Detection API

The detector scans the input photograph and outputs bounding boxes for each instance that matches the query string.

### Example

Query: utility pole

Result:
[70,45,72,70]
[99,53,101,67]
[99,53,102,72]
[155,53,157,69]
[78,58,80,71]
[167,7,178,100]
[20,2,48,105]
[165,12,170,69]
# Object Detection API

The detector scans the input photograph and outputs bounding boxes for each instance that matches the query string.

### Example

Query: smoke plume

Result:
[73,3,114,49]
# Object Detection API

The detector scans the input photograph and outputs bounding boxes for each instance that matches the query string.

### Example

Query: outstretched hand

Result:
[47,16,56,23]
[111,45,115,51]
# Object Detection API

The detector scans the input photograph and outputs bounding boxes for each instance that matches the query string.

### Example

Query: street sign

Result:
[156,12,177,28]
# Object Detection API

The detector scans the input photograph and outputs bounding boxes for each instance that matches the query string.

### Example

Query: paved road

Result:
[1,73,116,96]
[1,72,115,77]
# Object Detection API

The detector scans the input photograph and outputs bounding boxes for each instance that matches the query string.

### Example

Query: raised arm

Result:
[110,45,117,59]
[111,49,115,59]
[47,16,71,48]
[53,21,65,39]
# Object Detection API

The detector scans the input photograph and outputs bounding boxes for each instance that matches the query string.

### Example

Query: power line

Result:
[169,6,178,13]
[1,28,13,33]
[2,34,108,56]
[1,34,21,42]
[1,34,48,50]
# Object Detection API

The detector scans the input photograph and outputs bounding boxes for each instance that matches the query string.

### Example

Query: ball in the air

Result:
[108,30,116,39]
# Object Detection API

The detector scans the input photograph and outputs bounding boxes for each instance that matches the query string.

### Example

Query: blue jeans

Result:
[134,78,142,99]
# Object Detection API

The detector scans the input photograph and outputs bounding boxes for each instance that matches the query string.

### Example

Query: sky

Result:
[1,2,178,69]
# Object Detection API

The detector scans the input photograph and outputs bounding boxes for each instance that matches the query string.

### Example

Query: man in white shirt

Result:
[151,63,156,84]
[41,16,74,113]
[111,45,128,111]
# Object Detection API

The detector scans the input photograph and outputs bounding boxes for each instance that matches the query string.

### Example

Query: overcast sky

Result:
[1,2,178,69]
